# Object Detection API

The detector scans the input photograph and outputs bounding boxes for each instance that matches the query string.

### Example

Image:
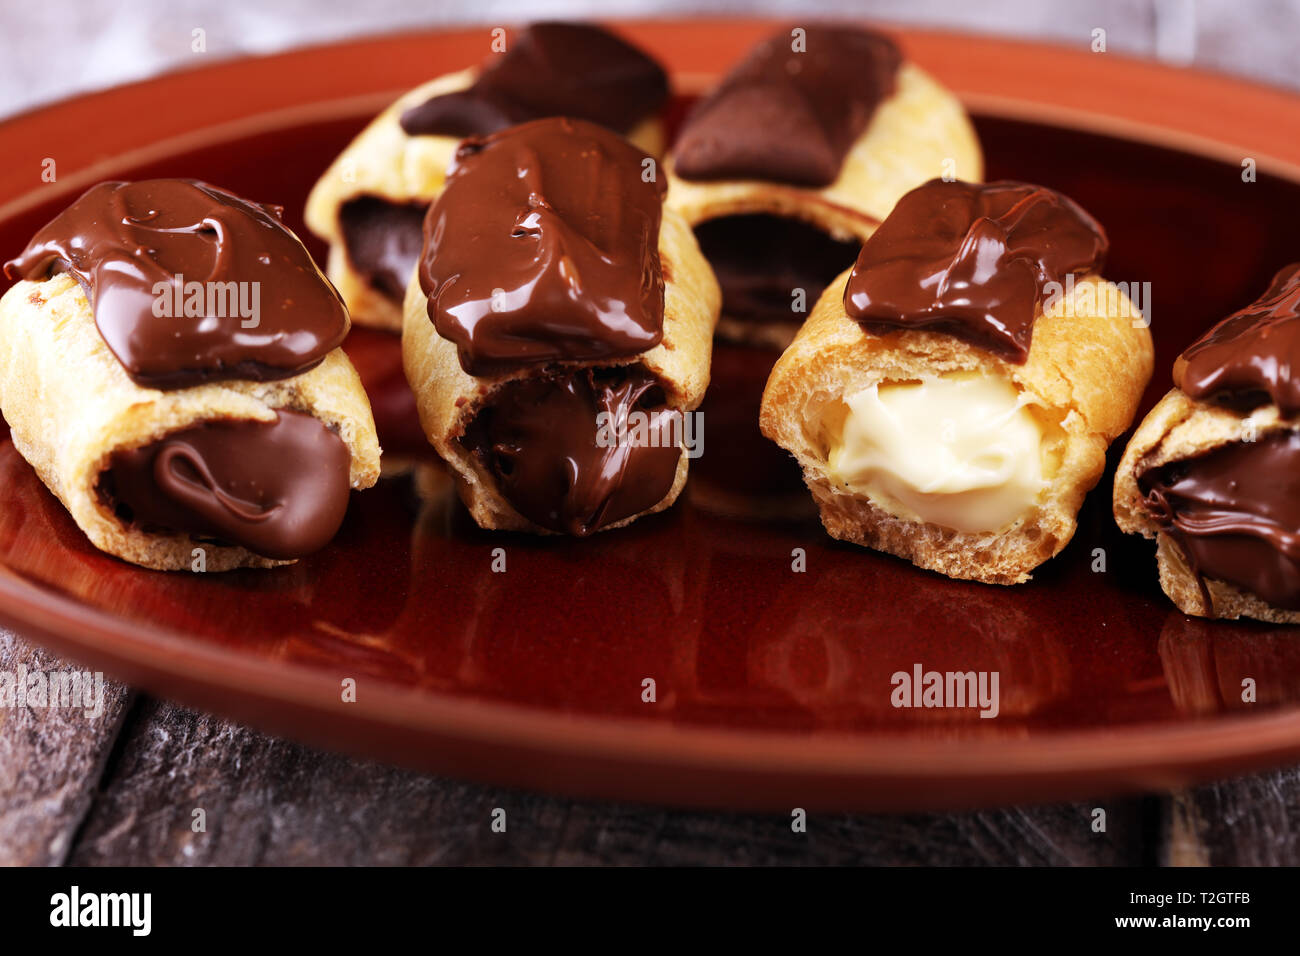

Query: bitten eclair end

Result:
[402,117,720,536]
[306,22,670,331]
[665,25,982,349]
[1115,264,1300,621]
[0,179,380,571]
[761,179,1153,585]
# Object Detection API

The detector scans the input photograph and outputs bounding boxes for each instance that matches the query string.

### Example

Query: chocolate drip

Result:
[694,214,862,325]
[5,179,348,390]
[673,26,900,187]
[461,366,681,536]
[98,410,352,560]
[1175,262,1300,415]
[843,179,1108,362]
[399,22,668,139]
[1139,430,1300,610]
[418,117,667,376]
[338,196,429,302]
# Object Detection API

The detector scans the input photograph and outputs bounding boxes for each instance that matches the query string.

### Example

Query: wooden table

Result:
[3,628,1297,865]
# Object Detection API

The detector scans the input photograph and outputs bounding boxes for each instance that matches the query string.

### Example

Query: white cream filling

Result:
[826,373,1049,534]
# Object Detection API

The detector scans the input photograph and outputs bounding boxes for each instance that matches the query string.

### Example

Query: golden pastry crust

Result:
[305,68,666,332]
[1114,387,1300,621]
[761,269,1154,584]
[401,206,720,533]
[666,63,983,348]
[0,274,382,571]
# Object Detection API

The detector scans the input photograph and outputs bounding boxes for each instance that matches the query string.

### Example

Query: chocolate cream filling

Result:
[1139,430,1300,610]
[338,196,429,302]
[461,366,681,536]
[693,214,862,326]
[96,410,353,560]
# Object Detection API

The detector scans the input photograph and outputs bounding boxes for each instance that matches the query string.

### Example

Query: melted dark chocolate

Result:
[5,179,348,390]
[843,179,1109,362]
[1140,430,1300,610]
[399,22,668,139]
[99,410,352,560]
[694,214,862,325]
[673,26,900,187]
[462,366,681,536]
[418,117,667,376]
[338,196,429,301]
[1174,262,1300,415]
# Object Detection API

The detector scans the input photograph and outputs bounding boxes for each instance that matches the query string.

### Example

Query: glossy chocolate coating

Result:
[1175,263,1300,415]
[843,179,1108,362]
[418,117,667,376]
[673,26,900,187]
[1140,430,1300,610]
[694,214,862,325]
[338,196,428,302]
[399,21,669,139]
[99,410,352,560]
[461,366,681,536]
[5,179,348,389]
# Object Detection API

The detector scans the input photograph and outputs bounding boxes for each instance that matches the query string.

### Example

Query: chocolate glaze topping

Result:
[462,366,681,536]
[673,26,901,187]
[98,410,352,560]
[694,214,862,325]
[1174,263,1300,415]
[843,179,1109,362]
[5,179,348,390]
[418,117,667,376]
[1139,430,1300,611]
[399,22,669,139]
[338,196,428,302]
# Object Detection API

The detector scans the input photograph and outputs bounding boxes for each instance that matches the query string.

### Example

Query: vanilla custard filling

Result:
[826,373,1049,534]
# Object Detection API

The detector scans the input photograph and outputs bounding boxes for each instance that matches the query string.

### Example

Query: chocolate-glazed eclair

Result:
[306,21,670,332]
[402,117,720,536]
[0,179,381,570]
[761,179,1153,584]
[1115,264,1300,621]
[666,25,982,349]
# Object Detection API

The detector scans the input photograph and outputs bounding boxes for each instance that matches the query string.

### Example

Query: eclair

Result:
[403,117,720,536]
[306,21,670,331]
[1115,264,1300,621]
[761,179,1154,584]
[0,179,381,571]
[666,25,982,349]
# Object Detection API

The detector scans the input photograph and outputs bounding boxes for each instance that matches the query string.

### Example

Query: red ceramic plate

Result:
[4,21,1300,812]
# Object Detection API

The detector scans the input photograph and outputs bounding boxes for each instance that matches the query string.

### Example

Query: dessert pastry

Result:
[761,179,1154,584]
[666,25,982,348]
[306,21,670,331]
[403,117,720,536]
[1114,264,1300,621]
[0,179,381,571]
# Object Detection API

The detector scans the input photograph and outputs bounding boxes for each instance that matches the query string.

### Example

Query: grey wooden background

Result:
[5,0,1300,118]
[3,0,1300,865]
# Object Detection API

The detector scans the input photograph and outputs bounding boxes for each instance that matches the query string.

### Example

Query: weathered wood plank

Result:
[68,696,1151,865]
[1162,768,1300,866]
[0,629,133,865]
